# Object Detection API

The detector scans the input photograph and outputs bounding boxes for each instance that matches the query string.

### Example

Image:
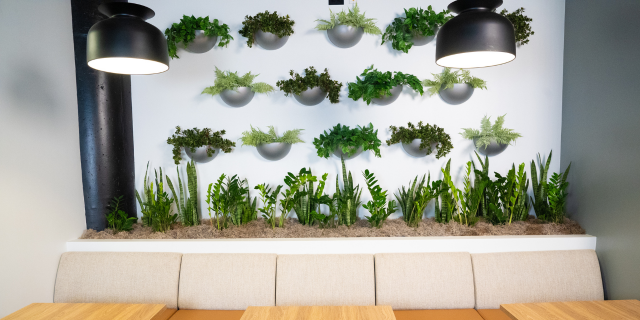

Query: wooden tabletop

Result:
[2,303,167,320]
[239,306,396,320]
[501,300,640,320]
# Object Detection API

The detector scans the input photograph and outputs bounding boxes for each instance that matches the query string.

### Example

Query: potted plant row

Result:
[240,126,304,161]
[423,68,487,105]
[347,65,423,105]
[461,114,522,156]
[202,67,274,107]
[313,123,382,160]
[164,15,233,58]
[386,122,453,158]
[315,4,381,48]
[276,67,342,106]
[382,6,453,53]
[166,126,235,164]
[239,11,295,50]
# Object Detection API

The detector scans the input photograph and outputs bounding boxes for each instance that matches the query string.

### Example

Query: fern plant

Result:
[240,126,304,146]
[362,169,397,228]
[166,160,199,226]
[396,174,442,227]
[167,126,235,165]
[276,67,343,104]
[348,65,423,105]
[461,115,522,149]
[202,67,274,96]
[531,151,571,223]
[135,163,177,233]
[164,15,233,59]
[381,6,452,53]
[239,11,295,48]
[106,196,136,232]
[500,8,534,46]
[313,123,382,159]
[291,168,332,226]
[386,122,453,159]
[335,158,363,226]
[255,183,283,229]
[315,3,381,35]
[423,68,487,96]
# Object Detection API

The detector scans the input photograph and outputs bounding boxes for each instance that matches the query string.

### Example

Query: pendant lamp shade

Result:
[436,0,516,69]
[87,3,169,75]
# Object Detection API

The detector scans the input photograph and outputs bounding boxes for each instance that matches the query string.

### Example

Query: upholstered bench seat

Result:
[476,309,512,320]
[394,309,484,320]
[168,310,244,320]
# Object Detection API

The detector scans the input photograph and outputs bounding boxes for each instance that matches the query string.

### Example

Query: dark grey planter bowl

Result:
[411,32,436,46]
[401,139,439,158]
[183,30,218,53]
[333,146,364,160]
[294,87,326,106]
[372,85,403,106]
[327,25,364,48]
[256,142,291,161]
[473,138,508,157]
[439,83,474,105]
[255,30,289,50]
[185,146,220,163]
[220,87,255,107]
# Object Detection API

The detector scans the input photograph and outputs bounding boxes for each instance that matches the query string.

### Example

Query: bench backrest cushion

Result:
[471,250,604,309]
[178,253,277,310]
[54,252,182,308]
[276,254,375,306]
[375,252,475,309]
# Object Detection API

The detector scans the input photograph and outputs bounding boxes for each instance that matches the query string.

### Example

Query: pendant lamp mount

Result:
[98,2,155,20]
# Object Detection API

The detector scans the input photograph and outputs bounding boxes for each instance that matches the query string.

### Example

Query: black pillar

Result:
[71,0,136,231]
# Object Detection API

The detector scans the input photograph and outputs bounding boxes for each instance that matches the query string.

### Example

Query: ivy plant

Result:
[166,126,235,165]
[276,66,343,104]
[240,126,304,146]
[500,8,534,46]
[202,67,274,96]
[106,195,136,232]
[386,121,453,159]
[381,6,453,53]
[164,15,233,59]
[239,11,295,48]
[315,3,381,35]
[347,65,423,105]
[313,123,382,159]
[423,68,487,96]
[461,115,522,149]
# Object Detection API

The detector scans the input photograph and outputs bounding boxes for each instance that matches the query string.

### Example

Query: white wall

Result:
[132,0,566,219]
[0,0,86,317]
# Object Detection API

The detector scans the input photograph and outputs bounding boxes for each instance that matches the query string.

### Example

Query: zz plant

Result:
[106,196,136,232]
[531,151,571,223]
[166,161,199,226]
[276,67,343,104]
[239,11,295,48]
[206,174,256,230]
[348,65,423,105]
[240,126,304,146]
[313,123,382,159]
[255,183,283,229]
[461,115,522,149]
[387,122,453,159]
[500,8,534,46]
[291,168,331,226]
[381,6,453,53]
[164,15,233,59]
[423,68,487,96]
[315,3,381,35]
[135,163,177,233]
[362,169,397,228]
[167,126,235,165]
[202,67,274,96]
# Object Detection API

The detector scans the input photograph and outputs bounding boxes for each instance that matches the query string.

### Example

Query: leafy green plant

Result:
[314,123,382,159]
[444,161,485,226]
[277,170,317,228]
[276,67,343,104]
[500,8,534,46]
[239,11,295,48]
[396,174,442,227]
[348,65,423,105]
[135,163,177,233]
[167,126,235,165]
[387,122,453,159]
[472,152,507,224]
[423,68,487,96]
[381,6,452,53]
[164,15,233,59]
[434,160,455,224]
[206,174,253,230]
[546,172,569,224]
[202,67,274,96]
[166,160,199,226]
[240,126,304,146]
[531,151,571,223]
[309,202,338,229]
[335,158,363,226]
[462,115,522,149]
[255,183,283,229]
[362,169,397,228]
[106,196,136,232]
[315,3,381,35]
[291,168,331,226]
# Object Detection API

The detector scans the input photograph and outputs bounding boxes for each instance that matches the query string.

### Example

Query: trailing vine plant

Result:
[167,126,235,165]
[313,123,382,159]
[276,67,343,104]
[164,15,233,59]
[500,7,534,46]
[315,3,381,35]
[202,67,274,96]
[381,6,453,53]
[461,115,522,149]
[240,126,304,146]
[239,11,295,48]
[422,68,487,96]
[348,65,423,105]
[386,122,453,159]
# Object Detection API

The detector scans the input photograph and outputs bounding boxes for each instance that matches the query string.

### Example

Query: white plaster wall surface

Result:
[132,0,566,219]
[0,0,86,317]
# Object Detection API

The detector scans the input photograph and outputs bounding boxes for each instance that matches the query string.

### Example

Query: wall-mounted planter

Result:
[327,25,364,48]
[372,85,403,105]
[220,87,255,107]
[255,30,289,50]
[473,138,508,157]
[439,84,474,105]
[411,30,437,46]
[182,30,218,53]
[256,142,291,161]
[401,139,439,158]
[294,87,326,106]
[333,146,363,160]
[185,146,220,163]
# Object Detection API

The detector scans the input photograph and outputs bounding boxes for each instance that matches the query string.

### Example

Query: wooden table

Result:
[501,300,640,320]
[239,306,395,320]
[2,303,167,320]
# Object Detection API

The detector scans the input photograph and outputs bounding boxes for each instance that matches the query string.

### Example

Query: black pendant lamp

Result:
[87,2,169,75]
[436,0,516,69]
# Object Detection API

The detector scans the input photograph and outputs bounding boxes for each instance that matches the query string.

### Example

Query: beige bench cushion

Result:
[54,252,182,308]
[471,250,604,309]
[178,253,277,310]
[375,252,475,309]
[276,254,375,306]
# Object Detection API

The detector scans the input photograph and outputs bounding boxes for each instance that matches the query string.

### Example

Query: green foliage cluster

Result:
[335,158,363,227]
[362,170,397,228]
[164,15,233,59]
[135,163,177,233]
[348,65,423,105]
[437,160,484,226]
[315,3,381,35]
[106,196,136,232]
[396,174,442,227]
[381,6,453,53]
[202,67,274,96]
[423,68,487,96]
[255,183,282,229]
[276,67,343,104]
[500,8,534,46]
[313,123,382,159]
[206,174,256,230]
[240,126,304,147]
[386,122,453,159]
[461,115,522,149]
[531,151,571,223]
[291,169,332,226]
[167,126,235,165]
[166,161,199,226]
[239,11,295,48]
